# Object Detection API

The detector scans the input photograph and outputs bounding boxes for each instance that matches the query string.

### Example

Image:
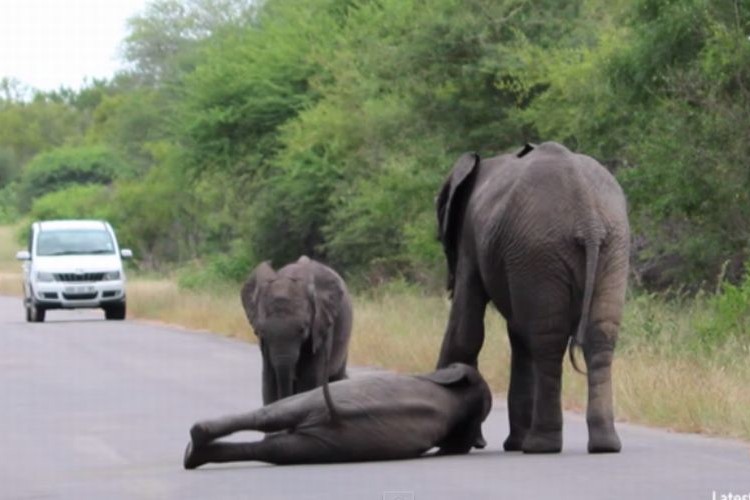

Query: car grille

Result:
[62,293,98,300]
[55,273,106,282]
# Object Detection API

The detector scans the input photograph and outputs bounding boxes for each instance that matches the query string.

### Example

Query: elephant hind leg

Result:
[519,316,570,454]
[185,432,335,468]
[584,251,626,453]
[506,274,570,454]
[185,439,273,468]
[189,395,311,447]
[584,320,621,453]
[503,328,534,451]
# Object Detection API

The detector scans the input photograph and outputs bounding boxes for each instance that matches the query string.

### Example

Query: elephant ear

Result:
[240,261,276,332]
[305,267,344,354]
[436,152,480,295]
[420,363,476,387]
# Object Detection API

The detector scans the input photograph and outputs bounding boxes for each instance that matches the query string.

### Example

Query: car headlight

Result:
[36,271,55,282]
[103,271,121,280]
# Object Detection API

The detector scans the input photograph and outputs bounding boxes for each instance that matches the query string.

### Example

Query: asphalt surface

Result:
[1,295,749,500]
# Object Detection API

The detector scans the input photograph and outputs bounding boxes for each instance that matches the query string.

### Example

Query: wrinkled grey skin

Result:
[241,256,352,410]
[183,363,492,468]
[436,142,629,454]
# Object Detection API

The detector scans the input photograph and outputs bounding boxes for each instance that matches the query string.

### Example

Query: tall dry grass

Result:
[127,279,251,339]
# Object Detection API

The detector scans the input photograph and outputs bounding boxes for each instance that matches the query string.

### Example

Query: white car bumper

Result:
[32,280,126,308]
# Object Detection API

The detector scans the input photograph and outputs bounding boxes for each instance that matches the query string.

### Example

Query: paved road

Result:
[1,295,749,500]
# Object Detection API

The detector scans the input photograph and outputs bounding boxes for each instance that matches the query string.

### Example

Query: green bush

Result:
[697,267,750,348]
[0,182,19,223]
[19,145,131,210]
[28,184,112,221]
[323,156,443,278]
[178,240,255,290]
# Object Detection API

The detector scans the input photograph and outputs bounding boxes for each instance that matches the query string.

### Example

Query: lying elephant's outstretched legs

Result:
[184,432,331,468]
[190,397,311,447]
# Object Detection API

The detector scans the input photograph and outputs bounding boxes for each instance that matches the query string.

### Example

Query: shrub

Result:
[28,184,112,221]
[697,266,750,348]
[19,145,131,210]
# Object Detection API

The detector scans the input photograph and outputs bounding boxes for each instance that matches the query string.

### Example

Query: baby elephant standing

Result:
[241,256,352,408]
[183,363,492,468]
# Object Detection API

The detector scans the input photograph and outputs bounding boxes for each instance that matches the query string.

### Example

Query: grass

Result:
[1,224,748,440]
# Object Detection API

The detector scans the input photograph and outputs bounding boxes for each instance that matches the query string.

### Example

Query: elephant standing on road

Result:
[183,363,492,468]
[241,256,352,411]
[435,142,629,454]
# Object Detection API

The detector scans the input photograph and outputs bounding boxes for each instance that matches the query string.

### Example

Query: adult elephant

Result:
[435,142,629,454]
[241,256,352,411]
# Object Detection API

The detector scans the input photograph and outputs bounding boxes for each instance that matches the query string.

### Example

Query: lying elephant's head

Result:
[241,258,342,401]
[420,363,493,452]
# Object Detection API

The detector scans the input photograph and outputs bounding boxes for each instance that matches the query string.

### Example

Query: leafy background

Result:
[1,0,749,290]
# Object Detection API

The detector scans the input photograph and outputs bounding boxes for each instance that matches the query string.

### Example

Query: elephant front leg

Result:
[503,329,534,451]
[584,323,621,453]
[436,270,488,369]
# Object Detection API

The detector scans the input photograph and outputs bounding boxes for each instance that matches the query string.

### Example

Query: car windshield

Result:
[36,229,115,256]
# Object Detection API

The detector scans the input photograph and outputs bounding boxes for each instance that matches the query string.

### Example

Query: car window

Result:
[36,229,115,256]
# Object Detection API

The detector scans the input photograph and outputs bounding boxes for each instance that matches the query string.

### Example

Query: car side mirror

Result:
[120,249,133,259]
[16,250,30,261]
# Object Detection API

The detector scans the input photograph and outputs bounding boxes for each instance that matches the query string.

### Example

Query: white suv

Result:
[16,220,133,322]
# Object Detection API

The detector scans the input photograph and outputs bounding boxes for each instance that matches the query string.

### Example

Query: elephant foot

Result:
[502,434,525,452]
[521,430,562,454]
[183,442,207,470]
[190,423,212,448]
[473,430,487,449]
[587,427,621,454]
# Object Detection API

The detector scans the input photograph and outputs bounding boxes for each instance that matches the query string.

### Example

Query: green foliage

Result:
[2,0,750,294]
[28,184,112,221]
[106,146,191,267]
[0,182,19,223]
[19,145,130,210]
[87,89,169,172]
[0,94,85,167]
[249,149,341,266]
[697,266,750,348]
[0,147,19,186]
[123,0,255,83]
[174,0,341,177]
[178,240,255,289]
[322,155,444,277]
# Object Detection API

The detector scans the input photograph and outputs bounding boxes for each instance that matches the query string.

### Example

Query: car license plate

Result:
[65,285,96,294]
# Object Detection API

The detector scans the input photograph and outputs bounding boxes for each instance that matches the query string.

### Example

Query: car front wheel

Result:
[27,302,46,323]
[104,302,126,321]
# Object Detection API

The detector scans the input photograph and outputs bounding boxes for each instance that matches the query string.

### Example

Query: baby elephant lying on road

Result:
[183,363,492,468]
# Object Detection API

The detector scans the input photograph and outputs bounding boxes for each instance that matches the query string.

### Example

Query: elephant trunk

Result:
[320,330,340,424]
[274,361,296,401]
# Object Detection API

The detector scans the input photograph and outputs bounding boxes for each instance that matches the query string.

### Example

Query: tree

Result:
[18,145,131,210]
[122,0,256,84]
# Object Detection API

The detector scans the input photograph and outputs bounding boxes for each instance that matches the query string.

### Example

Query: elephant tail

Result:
[570,239,601,374]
